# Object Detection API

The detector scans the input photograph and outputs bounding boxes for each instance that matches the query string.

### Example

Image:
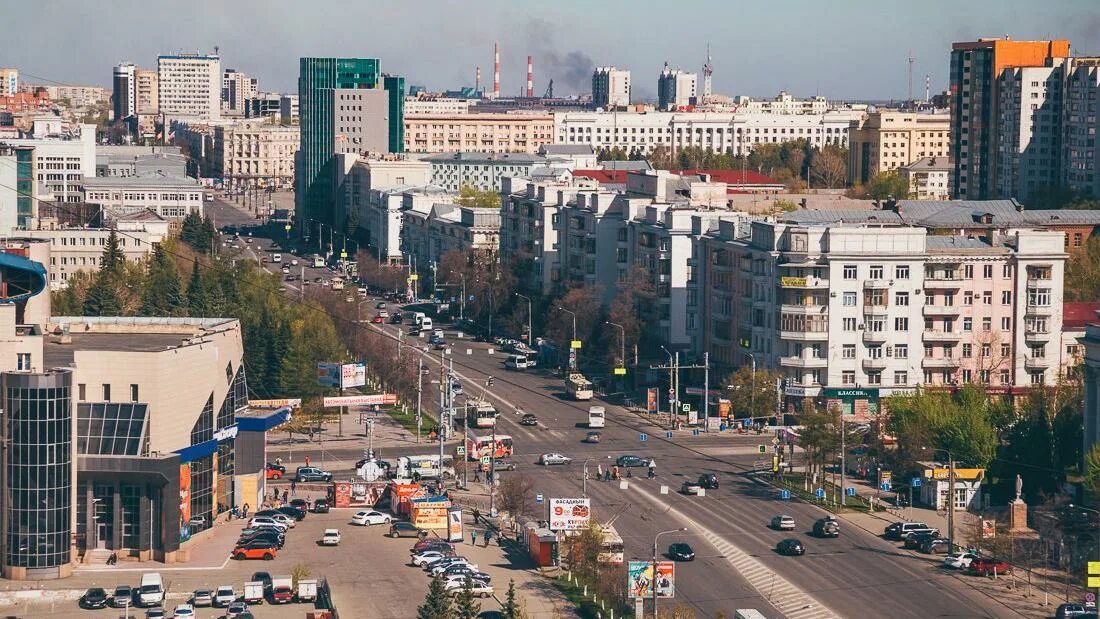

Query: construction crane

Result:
[543,79,553,99]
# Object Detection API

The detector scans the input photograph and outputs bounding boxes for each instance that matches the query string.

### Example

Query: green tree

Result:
[722,365,783,420]
[502,579,519,619]
[417,574,453,619]
[453,576,481,619]
[455,185,501,209]
[140,244,183,316]
[1084,444,1100,503]
[82,271,122,316]
[199,216,218,253]
[1064,236,1100,301]
[186,259,208,316]
[101,228,125,274]
[887,385,998,469]
[864,171,911,200]
[180,211,203,249]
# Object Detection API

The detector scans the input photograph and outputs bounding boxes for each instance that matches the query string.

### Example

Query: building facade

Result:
[424,152,547,192]
[82,174,205,221]
[340,157,435,263]
[23,219,168,289]
[899,157,952,200]
[212,119,300,190]
[221,69,258,116]
[404,96,473,115]
[157,53,222,121]
[402,203,501,271]
[245,93,282,119]
[995,61,1067,201]
[112,63,136,121]
[279,94,299,123]
[134,69,158,115]
[1,120,97,207]
[404,112,554,154]
[0,68,17,96]
[657,64,697,110]
[44,86,109,109]
[848,111,951,185]
[1062,59,1100,198]
[592,67,631,109]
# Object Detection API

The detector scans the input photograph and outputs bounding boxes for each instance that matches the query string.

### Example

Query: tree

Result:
[887,385,999,470]
[502,579,520,619]
[417,574,453,619]
[186,259,208,316]
[497,474,535,519]
[453,575,481,619]
[722,365,783,420]
[864,171,911,200]
[180,211,204,249]
[82,271,122,316]
[101,228,125,274]
[1064,235,1100,301]
[1084,444,1100,503]
[140,244,183,316]
[809,145,848,188]
[455,185,501,210]
[544,286,603,368]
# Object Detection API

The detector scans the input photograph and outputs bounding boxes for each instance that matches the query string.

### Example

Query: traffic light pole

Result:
[649,356,708,431]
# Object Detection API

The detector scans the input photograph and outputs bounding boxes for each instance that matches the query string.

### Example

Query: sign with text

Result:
[548,498,591,531]
[317,362,367,389]
[248,398,302,408]
[627,561,675,599]
[323,394,397,407]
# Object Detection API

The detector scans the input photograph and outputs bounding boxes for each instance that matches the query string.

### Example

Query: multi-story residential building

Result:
[848,111,951,185]
[0,68,17,96]
[950,38,1069,199]
[1,119,96,207]
[43,85,109,109]
[297,57,405,232]
[245,93,282,119]
[157,53,222,121]
[996,60,1068,201]
[279,94,299,122]
[82,173,205,221]
[404,112,554,154]
[698,217,1067,416]
[134,69,158,115]
[657,64,697,110]
[404,96,474,115]
[95,145,186,178]
[899,157,952,200]
[0,145,35,232]
[592,67,631,109]
[112,62,136,121]
[554,110,860,155]
[212,119,300,190]
[728,91,831,115]
[1063,58,1100,198]
[23,214,169,288]
[221,68,258,116]
[339,156,434,263]
[423,152,547,192]
[402,202,500,271]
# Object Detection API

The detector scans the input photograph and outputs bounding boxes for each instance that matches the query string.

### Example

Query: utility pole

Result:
[948,454,956,553]
[438,348,447,484]
[840,416,846,507]
[416,357,423,443]
[650,354,707,431]
[703,352,710,432]
[516,293,533,346]
[489,417,497,517]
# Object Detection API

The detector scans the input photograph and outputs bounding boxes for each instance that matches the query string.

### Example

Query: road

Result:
[222,205,1024,619]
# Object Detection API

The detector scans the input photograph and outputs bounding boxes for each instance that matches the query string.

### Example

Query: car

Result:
[173,604,195,618]
[771,515,796,531]
[111,585,134,608]
[145,608,167,618]
[520,413,538,426]
[1056,603,1100,618]
[290,498,309,510]
[277,506,306,521]
[616,455,647,468]
[267,462,286,474]
[450,380,463,395]
[431,558,477,575]
[884,521,937,540]
[412,549,456,566]
[376,301,387,309]
[539,452,571,466]
[80,587,110,609]
[668,542,695,561]
[942,552,980,569]
[919,537,951,555]
[291,259,299,266]
[312,497,331,513]
[295,466,333,482]
[378,310,390,318]
[389,313,404,324]
[372,315,385,324]
[698,473,719,489]
[903,531,939,550]
[681,480,703,495]
[233,541,278,560]
[254,511,295,528]
[351,510,392,526]
[409,326,422,336]
[412,539,454,554]
[813,517,840,538]
[441,570,492,586]
[213,585,236,607]
[226,601,250,618]
[444,579,494,598]
[281,266,290,274]
[968,558,1011,576]
[776,538,805,556]
[390,521,428,538]
[433,340,447,350]
[584,431,601,443]
[238,530,284,547]
[191,589,213,607]
[321,529,342,546]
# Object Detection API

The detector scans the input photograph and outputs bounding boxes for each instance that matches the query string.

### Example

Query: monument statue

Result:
[1015,473,1023,502]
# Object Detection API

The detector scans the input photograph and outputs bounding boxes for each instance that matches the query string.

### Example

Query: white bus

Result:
[597,524,625,565]
[395,455,454,480]
[588,406,606,429]
[565,373,594,400]
[466,402,498,428]
[465,434,514,460]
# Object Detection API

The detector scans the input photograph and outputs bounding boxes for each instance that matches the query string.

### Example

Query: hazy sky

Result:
[5,0,1099,101]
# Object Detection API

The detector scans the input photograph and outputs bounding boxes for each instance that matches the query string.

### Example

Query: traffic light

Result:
[758,444,767,454]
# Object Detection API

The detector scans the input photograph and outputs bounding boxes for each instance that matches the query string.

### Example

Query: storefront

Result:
[822,387,880,419]
[919,463,985,511]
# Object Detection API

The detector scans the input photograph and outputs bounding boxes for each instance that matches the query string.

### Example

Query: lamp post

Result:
[922,447,956,553]
[582,458,593,498]
[744,351,757,422]
[660,346,675,424]
[558,306,577,370]
[605,321,625,370]
[1068,503,1100,604]
[516,293,533,346]
[651,528,687,618]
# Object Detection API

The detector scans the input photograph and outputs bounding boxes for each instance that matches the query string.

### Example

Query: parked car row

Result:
[80,572,252,617]
[886,520,1015,577]
[406,537,495,598]
[235,503,308,561]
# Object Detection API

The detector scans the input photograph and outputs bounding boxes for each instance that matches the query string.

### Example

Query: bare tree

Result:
[497,474,535,520]
[810,146,848,188]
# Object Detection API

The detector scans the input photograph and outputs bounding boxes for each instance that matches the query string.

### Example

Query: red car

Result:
[371,315,384,324]
[968,558,1011,576]
[233,541,277,561]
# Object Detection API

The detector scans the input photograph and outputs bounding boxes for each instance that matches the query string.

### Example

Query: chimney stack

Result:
[493,42,501,100]
[476,66,481,94]
[526,55,534,98]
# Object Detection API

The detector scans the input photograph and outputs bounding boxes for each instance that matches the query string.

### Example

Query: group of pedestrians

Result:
[592,459,657,481]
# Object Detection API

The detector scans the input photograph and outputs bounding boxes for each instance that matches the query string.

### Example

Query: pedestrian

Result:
[484,530,492,547]
[472,507,481,525]
[596,464,604,481]
[290,480,297,495]
[242,503,250,519]
[282,490,289,504]
[474,469,481,483]
[612,466,620,480]
[305,455,311,467]
[648,459,656,479]
[471,529,478,545]
[604,469,611,482]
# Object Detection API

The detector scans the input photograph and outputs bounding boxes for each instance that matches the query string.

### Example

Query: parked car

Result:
[295,466,333,482]
[80,587,109,609]
[616,455,647,468]
[520,413,538,426]
[276,506,306,521]
[312,497,331,513]
[884,521,937,541]
[1056,603,1100,618]
[172,604,195,618]
[412,549,457,567]
[776,538,805,556]
[233,541,278,560]
[254,510,295,528]
[412,539,454,554]
[225,602,250,618]
[289,498,309,511]
[238,531,284,548]
[389,521,427,538]
[968,558,1011,576]
[919,537,951,555]
[942,552,980,569]
[265,462,286,479]
[351,510,392,526]
[250,572,273,592]
[584,431,601,443]
[668,542,695,561]
[813,517,840,538]
[442,570,493,587]
[110,585,134,608]
[770,515,796,531]
[191,589,213,607]
[431,558,477,575]
[213,585,236,607]
[539,453,571,466]
[321,529,341,546]
[443,579,494,598]
[145,607,167,618]
[903,531,939,550]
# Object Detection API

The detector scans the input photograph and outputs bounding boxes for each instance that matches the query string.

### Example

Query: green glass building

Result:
[296,57,405,235]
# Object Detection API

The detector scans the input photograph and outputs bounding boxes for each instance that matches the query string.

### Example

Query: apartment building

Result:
[339,157,435,263]
[0,68,17,96]
[245,93,281,119]
[728,91,831,115]
[23,215,168,289]
[996,60,1067,201]
[899,157,952,200]
[134,69,158,115]
[0,145,35,233]
[222,69,258,116]
[698,219,1067,417]
[402,202,500,271]
[424,152,548,192]
[592,67,631,109]
[1,119,97,206]
[848,111,951,185]
[658,64,697,110]
[1063,59,1100,198]
[404,112,554,154]
[404,96,474,115]
[83,173,204,221]
[43,86,109,109]
[157,53,222,121]
[212,119,300,189]
[279,94,299,122]
[112,63,135,121]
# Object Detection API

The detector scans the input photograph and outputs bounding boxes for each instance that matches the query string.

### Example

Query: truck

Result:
[243,581,265,605]
[395,454,455,480]
[270,576,294,604]
[588,406,606,428]
[138,573,164,607]
[296,579,318,603]
[565,373,594,400]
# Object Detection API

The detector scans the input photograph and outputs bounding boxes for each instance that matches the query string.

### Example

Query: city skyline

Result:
[4,0,1098,100]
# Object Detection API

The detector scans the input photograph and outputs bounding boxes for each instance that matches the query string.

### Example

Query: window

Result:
[78,383,86,401]
[15,353,30,371]
[842,292,857,306]
[843,317,857,331]
[1031,344,1046,359]
[979,370,990,383]
[1001,343,1011,357]
[894,344,908,359]
[983,265,993,278]
[963,317,972,331]
[842,345,856,359]
[868,346,883,359]
[964,265,974,278]
[868,372,882,385]
[894,371,908,385]
[944,293,954,306]
[982,291,992,305]
[895,292,909,306]
[1027,288,1051,306]
[944,345,955,358]
[843,265,857,280]
[961,369,972,383]
[869,265,884,279]
[963,292,973,305]
[981,343,991,357]
[1003,265,1012,278]
[895,317,909,331]
[842,371,856,385]
[102,384,111,402]
[982,317,992,331]
[962,344,973,358]
[895,265,910,279]
[1000,369,1011,384]
[130,384,139,403]
[1030,371,1044,385]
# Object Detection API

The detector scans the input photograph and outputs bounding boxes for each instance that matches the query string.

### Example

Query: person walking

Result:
[242,503,250,519]
[305,455,311,467]
[472,507,481,525]
[647,459,656,479]
[471,529,478,545]
[282,489,289,504]
[290,480,297,495]
[596,464,604,481]
[484,530,492,547]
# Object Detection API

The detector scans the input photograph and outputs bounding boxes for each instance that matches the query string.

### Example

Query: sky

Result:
[4,0,1099,102]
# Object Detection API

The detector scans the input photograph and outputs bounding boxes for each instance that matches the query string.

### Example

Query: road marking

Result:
[626,483,841,619]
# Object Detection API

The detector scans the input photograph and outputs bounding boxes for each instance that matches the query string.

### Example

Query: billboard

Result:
[548,498,591,531]
[248,398,302,408]
[627,561,675,599]
[317,362,367,389]
[323,394,397,407]
[179,464,192,534]
[646,388,658,414]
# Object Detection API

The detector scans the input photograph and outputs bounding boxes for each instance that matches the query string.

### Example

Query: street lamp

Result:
[744,351,757,422]
[557,306,577,370]
[605,321,625,369]
[516,292,533,346]
[1068,503,1100,598]
[922,447,957,553]
[651,527,688,618]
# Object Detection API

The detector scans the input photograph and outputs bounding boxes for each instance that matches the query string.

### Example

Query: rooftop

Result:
[538,144,595,156]
[83,173,203,188]
[1063,302,1100,331]
[43,317,237,368]
[423,152,546,165]
[902,156,952,171]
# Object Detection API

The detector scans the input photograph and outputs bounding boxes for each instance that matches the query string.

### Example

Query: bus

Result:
[565,373,594,400]
[466,401,498,429]
[313,255,325,268]
[395,455,455,480]
[588,406,605,429]
[597,524,625,565]
[465,434,514,460]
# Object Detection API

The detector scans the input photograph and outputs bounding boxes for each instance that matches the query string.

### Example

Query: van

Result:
[505,354,529,370]
[420,317,433,330]
[414,312,426,325]
[139,573,165,607]
[272,254,282,263]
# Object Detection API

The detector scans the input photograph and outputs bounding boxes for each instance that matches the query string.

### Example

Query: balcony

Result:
[1024,329,1051,343]
[862,330,888,343]
[924,276,963,289]
[1024,357,1051,370]
[863,304,889,316]
[780,276,830,289]
[1025,304,1053,316]
[922,330,962,342]
[862,358,888,371]
[863,279,890,289]
[780,329,829,342]
[780,304,828,315]
[922,357,962,368]
[922,305,962,316]
[780,355,829,369]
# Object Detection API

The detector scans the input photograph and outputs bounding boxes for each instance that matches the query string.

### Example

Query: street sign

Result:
[757,445,767,454]
[450,296,456,302]
[535,494,544,504]
[912,477,922,488]
[570,340,582,349]
[681,404,690,412]
[779,489,791,500]
[480,456,491,466]
[665,431,673,440]
[692,428,700,437]
[880,482,892,492]
[639,433,648,442]
[814,488,826,499]
[845,487,857,497]
[614,367,626,376]
[456,446,466,456]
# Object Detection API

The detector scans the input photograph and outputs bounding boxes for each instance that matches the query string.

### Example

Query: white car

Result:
[411,550,453,567]
[351,510,392,526]
[145,609,166,619]
[321,529,341,546]
[191,589,212,606]
[265,513,295,528]
[444,579,494,598]
[942,552,980,569]
[172,604,195,618]
[213,585,235,607]
[290,259,299,266]
[248,517,287,532]
[539,453,571,466]
[378,310,390,318]
[771,515,796,531]
[431,559,478,576]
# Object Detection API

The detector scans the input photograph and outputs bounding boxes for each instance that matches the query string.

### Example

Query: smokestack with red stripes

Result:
[476,66,481,95]
[493,41,500,99]
[526,55,534,98]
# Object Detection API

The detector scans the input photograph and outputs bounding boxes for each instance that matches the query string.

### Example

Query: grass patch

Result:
[770,472,873,514]
[550,576,607,619]
[378,405,439,436]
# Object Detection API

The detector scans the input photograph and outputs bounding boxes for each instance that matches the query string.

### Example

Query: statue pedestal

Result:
[1009,499,1029,532]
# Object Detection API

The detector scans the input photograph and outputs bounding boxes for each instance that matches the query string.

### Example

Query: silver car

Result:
[539,453,571,466]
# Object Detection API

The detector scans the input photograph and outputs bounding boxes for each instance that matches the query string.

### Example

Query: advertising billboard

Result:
[627,561,675,599]
[317,362,367,389]
[646,388,658,414]
[411,498,450,530]
[548,498,591,531]
[323,394,397,407]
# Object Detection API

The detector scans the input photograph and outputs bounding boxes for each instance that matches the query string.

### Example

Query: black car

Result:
[266,462,286,474]
[776,538,805,556]
[289,498,309,511]
[617,455,647,468]
[80,587,110,609]
[668,542,695,561]
[239,531,284,548]
[312,498,331,513]
[110,585,134,608]
[409,326,422,336]
[698,473,719,489]
[277,506,306,521]
[520,413,538,426]
[813,517,840,538]
[389,313,404,324]
[251,571,273,591]
[903,531,940,550]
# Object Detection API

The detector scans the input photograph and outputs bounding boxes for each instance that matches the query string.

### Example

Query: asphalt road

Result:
[225,211,1026,619]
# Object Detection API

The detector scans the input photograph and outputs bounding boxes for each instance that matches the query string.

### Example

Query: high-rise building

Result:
[134,69,158,115]
[112,62,136,121]
[157,53,221,120]
[995,60,1068,201]
[657,63,697,110]
[296,57,405,232]
[949,38,1069,199]
[592,67,631,109]
[848,111,951,185]
[1063,58,1100,198]
[222,68,258,116]
[0,68,17,96]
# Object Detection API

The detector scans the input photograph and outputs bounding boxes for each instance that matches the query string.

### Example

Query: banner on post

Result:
[323,394,397,407]
[627,561,675,599]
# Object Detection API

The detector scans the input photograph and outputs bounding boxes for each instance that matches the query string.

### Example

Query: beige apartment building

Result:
[212,119,300,189]
[134,69,158,114]
[849,111,950,185]
[404,112,554,154]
